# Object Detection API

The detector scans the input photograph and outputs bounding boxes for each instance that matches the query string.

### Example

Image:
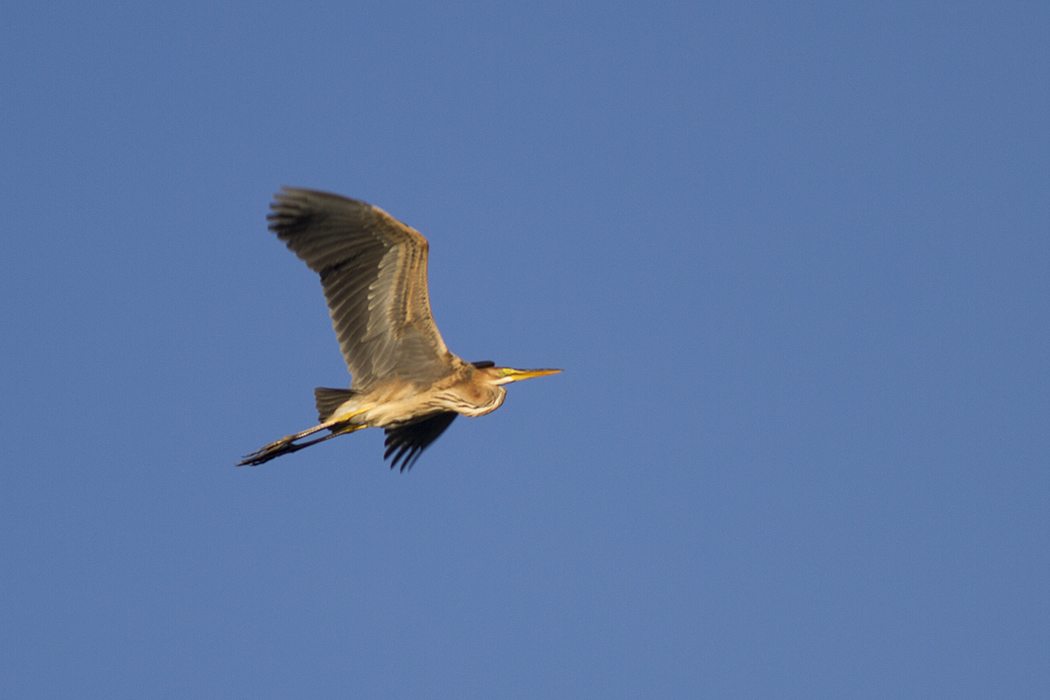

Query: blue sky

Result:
[2,1,1048,697]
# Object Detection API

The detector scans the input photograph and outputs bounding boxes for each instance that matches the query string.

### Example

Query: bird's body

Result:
[239,188,560,470]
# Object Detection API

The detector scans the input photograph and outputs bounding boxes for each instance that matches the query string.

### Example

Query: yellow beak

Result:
[497,367,563,384]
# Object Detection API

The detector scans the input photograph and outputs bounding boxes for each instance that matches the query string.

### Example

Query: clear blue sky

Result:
[2,2,1048,697]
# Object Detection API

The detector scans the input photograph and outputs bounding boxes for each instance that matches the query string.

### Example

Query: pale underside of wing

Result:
[267,187,455,389]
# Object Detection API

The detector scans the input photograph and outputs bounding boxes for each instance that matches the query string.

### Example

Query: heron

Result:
[239,188,561,470]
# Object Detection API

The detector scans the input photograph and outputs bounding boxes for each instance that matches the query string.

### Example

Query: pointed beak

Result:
[497,367,563,384]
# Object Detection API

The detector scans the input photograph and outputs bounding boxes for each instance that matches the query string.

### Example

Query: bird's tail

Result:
[315,387,357,422]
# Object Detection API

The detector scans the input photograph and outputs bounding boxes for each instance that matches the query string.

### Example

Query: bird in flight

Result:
[239,188,561,471]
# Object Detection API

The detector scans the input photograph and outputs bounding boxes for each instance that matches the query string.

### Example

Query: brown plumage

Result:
[239,188,560,471]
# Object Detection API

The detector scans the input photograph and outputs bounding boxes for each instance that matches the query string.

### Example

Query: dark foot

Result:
[237,436,305,466]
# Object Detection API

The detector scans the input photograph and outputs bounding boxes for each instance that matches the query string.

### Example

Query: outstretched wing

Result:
[383,412,458,471]
[267,188,454,389]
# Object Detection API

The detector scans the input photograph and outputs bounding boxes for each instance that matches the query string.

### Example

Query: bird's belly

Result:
[330,387,438,428]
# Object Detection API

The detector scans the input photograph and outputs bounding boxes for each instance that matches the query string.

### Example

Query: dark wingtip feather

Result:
[382,412,458,471]
[267,187,327,239]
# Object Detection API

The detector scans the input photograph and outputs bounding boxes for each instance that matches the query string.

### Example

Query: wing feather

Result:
[383,412,458,471]
[267,188,454,389]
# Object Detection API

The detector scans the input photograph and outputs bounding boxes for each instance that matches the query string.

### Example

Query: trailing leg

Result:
[237,420,362,466]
